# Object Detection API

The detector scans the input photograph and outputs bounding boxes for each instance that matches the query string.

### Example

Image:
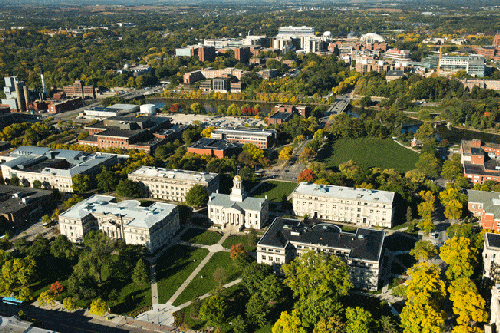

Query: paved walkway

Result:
[139,232,234,327]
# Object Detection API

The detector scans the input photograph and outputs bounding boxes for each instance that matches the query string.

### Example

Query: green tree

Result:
[414,122,435,140]
[199,295,227,328]
[32,180,41,188]
[115,179,142,198]
[410,240,437,261]
[313,315,346,333]
[90,298,108,316]
[439,187,467,221]
[415,153,441,178]
[73,231,114,284]
[282,251,352,328]
[10,176,19,186]
[96,167,120,193]
[185,185,208,207]
[37,290,56,307]
[440,237,478,280]
[50,235,78,260]
[63,297,77,311]
[346,307,373,333]
[132,258,150,286]
[441,155,463,180]
[232,315,247,333]
[418,190,436,233]
[72,174,93,194]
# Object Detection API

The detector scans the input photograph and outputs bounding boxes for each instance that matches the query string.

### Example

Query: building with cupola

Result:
[208,175,269,231]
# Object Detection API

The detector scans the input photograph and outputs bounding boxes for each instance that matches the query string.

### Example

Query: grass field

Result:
[155,245,210,303]
[252,181,297,202]
[180,228,222,245]
[173,251,241,306]
[222,235,256,252]
[317,137,419,173]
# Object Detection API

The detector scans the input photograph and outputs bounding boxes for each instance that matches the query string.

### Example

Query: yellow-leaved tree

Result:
[272,310,306,333]
[400,262,446,333]
[448,277,487,328]
[440,237,478,280]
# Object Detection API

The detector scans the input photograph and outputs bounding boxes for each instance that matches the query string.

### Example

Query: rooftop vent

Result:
[358,234,364,239]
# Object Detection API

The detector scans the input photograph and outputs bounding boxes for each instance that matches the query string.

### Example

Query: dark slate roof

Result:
[258,218,385,262]
[464,162,500,177]
[386,70,404,77]
[0,185,52,215]
[487,232,500,249]
[189,138,239,150]
[471,147,484,156]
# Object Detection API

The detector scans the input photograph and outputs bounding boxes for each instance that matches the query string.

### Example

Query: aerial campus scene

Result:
[0,0,500,332]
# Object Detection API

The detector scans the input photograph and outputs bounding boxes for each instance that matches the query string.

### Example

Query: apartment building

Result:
[128,166,219,202]
[62,80,96,99]
[0,146,119,193]
[257,217,385,290]
[460,139,500,184]
[291,183,395,228]
[188,138,240,158]
[59,195,179,252]
[208,176,269,231]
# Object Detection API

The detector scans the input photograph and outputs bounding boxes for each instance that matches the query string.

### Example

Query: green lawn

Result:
[180,228,222,245]
[173,251,242,306]
[317,137,419,173]
[252,181,297,202]
[155,245,210,303]
[222,235,256,252]
[112,281,152,315]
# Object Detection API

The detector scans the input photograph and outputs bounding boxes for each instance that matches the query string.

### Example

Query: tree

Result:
[96,167,120,192]
[63,297,77,311]
[313,316,346,333]
[132,258,149,286]
[115,179,142,198]
[279,146,294,161]
[339,160,362,179]
[201,126,216,138]
[199,295,227,328]
[297,169,315,184]
[448,277,487,328]
[441,155,463,180]
[272,310,307,333]
[440,237,478,280]
[10,176,19,186]
[213,267,227,287]
[282,251,352,328]
[50,281,63,295]
[50,235,78,260]
[232,315,247,333]
[439,187,467,221]
[230,243,246,261]
[414,122,435,140]
[72,174,93,194]
[90,298,108,316]
[346,307,373,333]
[379,316,400,333]
[185,185,208,207]
[401,262,446,333]
[0,257,36,301]
[37,290,56,307]
[418,190,436,233]
[415,153,441,178]
[32,180,41,188]
[72,231,114,284]
[410,240,437,261]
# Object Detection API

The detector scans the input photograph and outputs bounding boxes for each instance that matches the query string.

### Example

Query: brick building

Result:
[267,104,310,125]
[62,80,95,99]
[0,185,53,226]
[79,116,171,153]
[461,139,500,184]
[210,127,277,149]
[234,47,251,63]
[199,47,216,62]
[187,138,239,158]
[47,98,82,114]
[468,190,500,232]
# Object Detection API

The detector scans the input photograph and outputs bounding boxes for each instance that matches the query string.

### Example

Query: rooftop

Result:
[209,192,266,212]
[130,166,218,183]
[258,218,385,261]
[292,183,395,204]
[60,195,177,229]
[0,185,52,215]
[486,232,500,249]
[212,127,276,137]
[269,112,294,120]
[189,138,239,150]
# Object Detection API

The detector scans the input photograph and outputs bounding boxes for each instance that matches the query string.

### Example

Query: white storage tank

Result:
[140,104,157,115]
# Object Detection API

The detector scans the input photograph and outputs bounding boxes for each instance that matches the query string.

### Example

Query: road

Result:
[0,304,156,333]
[261,140,311,182]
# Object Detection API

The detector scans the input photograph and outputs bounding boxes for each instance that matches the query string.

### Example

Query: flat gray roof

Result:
[292,183,395,204]
[60,195,177,229]
[130,166,218,183]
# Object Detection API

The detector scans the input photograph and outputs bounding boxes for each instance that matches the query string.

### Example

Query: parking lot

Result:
[162,113,266,128]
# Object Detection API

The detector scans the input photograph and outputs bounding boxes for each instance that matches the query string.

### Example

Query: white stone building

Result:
[59,195,179,252]
[484,232,500,280]
[128,166,219,202]
[0,146,119,193]
[208,176,269,231]
[291,183,395,228]
[257,217,385,291]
